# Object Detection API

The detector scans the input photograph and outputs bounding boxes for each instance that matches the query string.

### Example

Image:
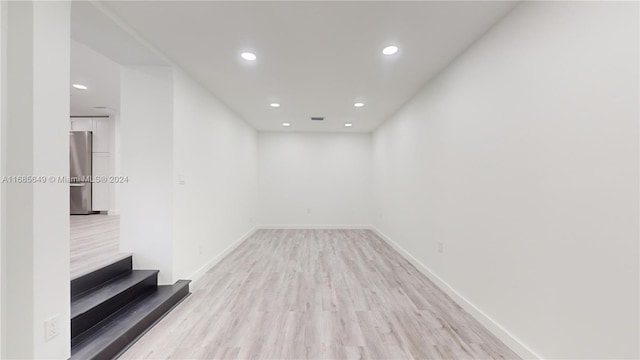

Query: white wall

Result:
[120,66,260,285]
[3,1,71,358]
[120,65,174,284]
[258,132,372,227]
[372,2,639,359]
[109,113,121,215]
[172,69,258,281]
[0,1,5,356]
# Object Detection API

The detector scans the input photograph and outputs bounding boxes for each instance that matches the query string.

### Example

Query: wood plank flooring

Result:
[70,214,127,279]
[120,229,519,359]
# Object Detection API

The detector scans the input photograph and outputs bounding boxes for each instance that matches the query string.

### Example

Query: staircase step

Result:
[71,280,191,360]
[71,270,159,341]
[72,255,133,299]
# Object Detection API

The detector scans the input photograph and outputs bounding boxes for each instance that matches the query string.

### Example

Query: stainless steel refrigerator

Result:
[70,131,92,215]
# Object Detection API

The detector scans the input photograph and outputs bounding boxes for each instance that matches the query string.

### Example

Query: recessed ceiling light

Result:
[345,123,353,127]
[354,102,364,108]
[382,45,399,55]
[241,52,257,61]
[72,84,88,90]
[282,122,291,127]
[270,103,280,108]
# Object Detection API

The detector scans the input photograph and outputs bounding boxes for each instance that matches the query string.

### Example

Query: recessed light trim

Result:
[382,45,399,55]
[270,103,281,108]
[282,122,291,127]
[354,102,364,108]
[241,52,257,61]
[345,123,353,127]
[72,84,88,90]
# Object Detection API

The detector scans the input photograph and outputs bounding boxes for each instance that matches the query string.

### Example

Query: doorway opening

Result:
[69,39,123,279]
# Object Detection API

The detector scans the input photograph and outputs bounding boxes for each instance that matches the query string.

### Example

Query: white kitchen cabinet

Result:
[70,117,110,152]
[92,117,110,153]
[70,118,93,132]
[92,153,110,211]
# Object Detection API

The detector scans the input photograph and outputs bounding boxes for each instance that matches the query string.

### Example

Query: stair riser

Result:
[72,256,133,299]
[71,273,158,342]
[86,284,190,360]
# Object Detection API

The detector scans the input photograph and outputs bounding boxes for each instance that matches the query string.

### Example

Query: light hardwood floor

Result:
[70,214,127,279]
[120,229,519,359]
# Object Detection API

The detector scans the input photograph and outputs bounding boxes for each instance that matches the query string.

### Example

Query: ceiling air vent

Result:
[311,116,325,121]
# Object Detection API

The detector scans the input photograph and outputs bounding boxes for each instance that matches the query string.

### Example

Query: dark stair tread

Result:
[71,280,190,360]
[72,256,133,299]
[71,270,159,319]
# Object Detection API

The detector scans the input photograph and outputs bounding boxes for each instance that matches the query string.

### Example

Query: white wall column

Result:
[0,0,6,357]
[109,113,121,215]
[120,66,174,284]
[3,1,70,358]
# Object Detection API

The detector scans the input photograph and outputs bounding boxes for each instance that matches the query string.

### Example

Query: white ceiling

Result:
[95,1,516,132]
[70,1,172,117]
[70,40,121,116]
[71,1,167,66]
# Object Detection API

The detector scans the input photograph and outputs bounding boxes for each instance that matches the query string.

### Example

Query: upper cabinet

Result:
[70,118,94,132]
[70,117,110,153]
[93,117,110,153]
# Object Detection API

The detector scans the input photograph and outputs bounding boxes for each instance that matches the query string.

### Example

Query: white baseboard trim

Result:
[107,209,121,216]
[188,226,257,286]
[257,224,372,230]
[370,226,541,360]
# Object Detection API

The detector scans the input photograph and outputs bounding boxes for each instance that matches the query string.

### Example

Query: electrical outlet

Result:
[44,315,60,341]
[437,241,444,254]
[307,208,311,214]
[198,245,203,255]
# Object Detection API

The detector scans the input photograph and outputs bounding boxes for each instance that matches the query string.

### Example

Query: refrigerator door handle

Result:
[70,183,86,187]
